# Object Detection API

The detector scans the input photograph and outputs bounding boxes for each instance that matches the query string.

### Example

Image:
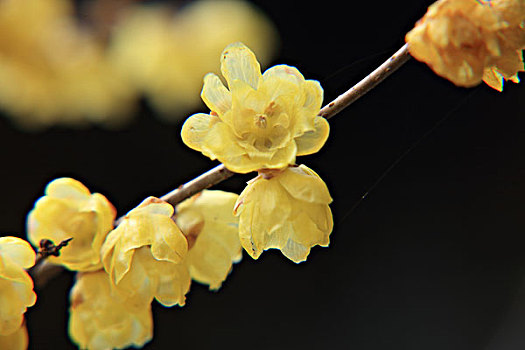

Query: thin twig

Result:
[319,43,410,119]
[29,238,73,289]
[160,164,235,207]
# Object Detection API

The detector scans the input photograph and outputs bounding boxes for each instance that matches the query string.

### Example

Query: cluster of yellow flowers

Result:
[0,237,35,350]
[182,42,334,263]
[0,0,278,129]
[0,0,135,129]
[406,0,525,90]
[23,178,242,349]
[3,0,525,347]
[0,42,334,349]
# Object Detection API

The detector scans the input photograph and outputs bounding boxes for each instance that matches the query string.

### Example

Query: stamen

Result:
[254,114,267,128]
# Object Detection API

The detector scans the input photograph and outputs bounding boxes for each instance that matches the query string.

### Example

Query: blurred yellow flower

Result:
[405,0,525,90]
[233,165,333,263]
[69,270,153,350]
[109,0,278,120]
[0,323,28,350]
[182,43,329,173]
[0,237,36,336]
[175,190,241,290]
[27,178,116,272]
[0,0,136,129]
[101,197,190,308]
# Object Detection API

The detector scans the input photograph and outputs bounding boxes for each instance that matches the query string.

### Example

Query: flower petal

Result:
[262,64,305,85]
[220,42,261,90]
[181,113,220,153]
[201,73,232,117]
[295,116,329,156]
[482,67,504,91]
[277,165,332,204]
[45,178,91,200]
[0,237,35,269]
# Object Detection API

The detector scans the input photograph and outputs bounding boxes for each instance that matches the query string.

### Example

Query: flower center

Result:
[254,114,267,129]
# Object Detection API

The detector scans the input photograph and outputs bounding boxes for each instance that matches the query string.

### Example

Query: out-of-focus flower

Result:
[101,197,190,308]
[0,323,28,350]
[175,190,241,290]
[27,178,116,272]
[69,270,153,350]
[109,0,279,120]
[0,237,36,336]
[405,0,525,90]
[0,0,136,129]
[182,43,329,173]
[233,165,333,263]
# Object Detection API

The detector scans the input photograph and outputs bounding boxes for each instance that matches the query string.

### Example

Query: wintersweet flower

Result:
[69,271,153,350]
[175,190,241,290]
[101,197,190,308]
[27,178,116,272]
[181,42,329,173]
[0,323,28,350]
[0,237,36,336]
[405,0,525,90]
[233,165,333,263]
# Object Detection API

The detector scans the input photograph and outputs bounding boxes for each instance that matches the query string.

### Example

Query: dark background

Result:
[2,0,525,349]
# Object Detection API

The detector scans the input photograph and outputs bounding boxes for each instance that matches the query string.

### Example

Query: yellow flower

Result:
[108,0,278,120]
[0,237,36,336]
[27,178,116,272]
[175,190,241,290]
[405,0,525,90]
[69,270,153,350]
[233,165,333,263]
[0,323,28,350]
[181,42,329,173]
[101,197,190,308]
[0,0,136,129]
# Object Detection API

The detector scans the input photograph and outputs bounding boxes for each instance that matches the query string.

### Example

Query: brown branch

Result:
[319,43,410,119]
[160,164,235,207]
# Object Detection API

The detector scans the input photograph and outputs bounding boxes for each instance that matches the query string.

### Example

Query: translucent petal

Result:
[262,65,305,85]
[295,116,330,156]
[202,122,248,160]
[235,176,292,259]
[155,262,191,307]
[181,113,220,153]
[278,165,332,204]
[482,67,504,91]
[279,239,310,263]
[220,42,261,90]
[201,73,232,116]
